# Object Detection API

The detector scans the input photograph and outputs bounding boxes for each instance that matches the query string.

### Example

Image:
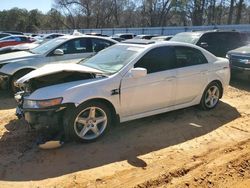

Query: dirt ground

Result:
[0,78,249,188]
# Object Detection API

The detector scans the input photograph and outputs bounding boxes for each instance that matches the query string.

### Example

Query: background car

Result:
[170,30,248,57]
[0,35,117,92]
[0,33,11,39]
[134,34,158,39]
[0,35,36,48]
[34,33,65,41]
[15,40,230,143]
[151,35,173,41]
[227,45,250,80]
[112,33,136,39]
[0,39,44,55]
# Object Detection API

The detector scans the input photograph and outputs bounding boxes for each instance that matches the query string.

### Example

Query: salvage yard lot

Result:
[0,78,249,188]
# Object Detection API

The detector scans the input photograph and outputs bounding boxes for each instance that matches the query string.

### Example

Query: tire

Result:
[199,82,222,110]
[64,101,112,142]
[10,69,33,93]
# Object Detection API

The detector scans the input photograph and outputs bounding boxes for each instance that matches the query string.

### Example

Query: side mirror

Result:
[129,67,147,78]
[200,42,208,48]
[53,49,64,56]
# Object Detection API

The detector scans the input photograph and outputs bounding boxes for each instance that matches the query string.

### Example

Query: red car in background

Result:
[0,35,35,48]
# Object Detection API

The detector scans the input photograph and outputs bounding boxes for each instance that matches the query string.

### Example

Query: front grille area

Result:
[230,55,250,68]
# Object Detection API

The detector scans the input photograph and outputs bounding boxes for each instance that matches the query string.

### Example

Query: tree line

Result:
[0,0,249,33]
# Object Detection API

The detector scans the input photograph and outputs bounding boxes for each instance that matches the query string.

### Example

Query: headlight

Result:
[23,97,63,109]
[225,54,229,59]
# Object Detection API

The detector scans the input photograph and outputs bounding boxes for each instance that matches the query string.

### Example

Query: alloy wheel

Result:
[73,106,108,140]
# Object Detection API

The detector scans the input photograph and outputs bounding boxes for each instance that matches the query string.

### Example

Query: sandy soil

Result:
[0,78,249,188]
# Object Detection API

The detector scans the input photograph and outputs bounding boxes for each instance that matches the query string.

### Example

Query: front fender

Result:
[0,60,38,75]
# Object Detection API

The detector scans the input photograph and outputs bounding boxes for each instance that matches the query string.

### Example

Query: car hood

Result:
[0,50,38,64]
[13,43,40,50]
[17,63,103,84]
[228,45,250,56]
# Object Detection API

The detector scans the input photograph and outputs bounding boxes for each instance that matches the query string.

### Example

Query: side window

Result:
[14,37,21,42]
[20,37,28,42]
[198,33,218,47]
[57,38,91,54]
[225,33,242,48]
[175,46,208,68]
[91,38,114,52]
[134,47,176,74]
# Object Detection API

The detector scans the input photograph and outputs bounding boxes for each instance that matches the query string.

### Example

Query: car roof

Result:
[58,34,118,43]
[119,39,207,49]
[181,30,241,35]
[0,35,29,40]
[114,33,135,36]
[122,39,155,45]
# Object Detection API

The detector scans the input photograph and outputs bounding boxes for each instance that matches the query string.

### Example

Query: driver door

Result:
[46,38,93,64]
[120,46,177,117]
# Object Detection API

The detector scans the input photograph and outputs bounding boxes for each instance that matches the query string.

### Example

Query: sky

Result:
[0,0,53,13]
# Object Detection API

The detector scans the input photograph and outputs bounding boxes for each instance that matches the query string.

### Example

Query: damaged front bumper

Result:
[15,92,72,132]
[0,72,10,90]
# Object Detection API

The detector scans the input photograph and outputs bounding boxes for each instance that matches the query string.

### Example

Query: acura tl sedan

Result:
[15,40,230,142]
[0,35,117,92]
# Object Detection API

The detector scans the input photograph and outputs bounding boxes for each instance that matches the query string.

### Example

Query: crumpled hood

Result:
[17,63,103,84]
[228,45,250,56]
[0,50,38,64]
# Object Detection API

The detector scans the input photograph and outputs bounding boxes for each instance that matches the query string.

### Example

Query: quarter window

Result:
[175,46,208,67]
[134,47,176,74]
[91,38,114,52]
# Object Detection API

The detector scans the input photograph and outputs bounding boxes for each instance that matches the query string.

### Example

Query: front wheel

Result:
[64,102,112,142]
[199,82,221,110]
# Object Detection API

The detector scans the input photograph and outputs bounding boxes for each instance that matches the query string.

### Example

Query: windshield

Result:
[0,36,13,41]
[80,45,144,74]
[30,37,67,54]
[170,32,202,44]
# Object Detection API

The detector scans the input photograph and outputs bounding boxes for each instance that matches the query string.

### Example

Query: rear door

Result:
[174,46,209,105]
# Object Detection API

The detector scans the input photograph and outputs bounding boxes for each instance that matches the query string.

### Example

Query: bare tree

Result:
[235,0,244,24]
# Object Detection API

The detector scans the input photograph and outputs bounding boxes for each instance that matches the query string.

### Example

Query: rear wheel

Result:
[200,82,221,110]
[64,101,112,142]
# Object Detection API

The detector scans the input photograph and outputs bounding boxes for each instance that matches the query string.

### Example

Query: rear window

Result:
[170,32,202,44]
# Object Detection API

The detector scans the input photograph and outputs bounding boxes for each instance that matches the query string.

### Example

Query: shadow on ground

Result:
[0,101,240,181]
[0,91,16,110]
[230,76,250,92]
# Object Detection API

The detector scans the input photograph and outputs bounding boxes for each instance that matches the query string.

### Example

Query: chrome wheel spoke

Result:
[208,99,213,107]
[89,107,96,118]
[95,116,107,124]
[212,87,218,95]
[76,117,87,125]
[91,126,100,136]
[79,126,90,137]
[208,89,212,96]
[205,97,211,104]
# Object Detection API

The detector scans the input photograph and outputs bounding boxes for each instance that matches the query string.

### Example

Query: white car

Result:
[0,35,117,91]
[15,40,230,142]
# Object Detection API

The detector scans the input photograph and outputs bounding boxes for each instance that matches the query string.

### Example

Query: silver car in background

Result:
[0,35,117,91]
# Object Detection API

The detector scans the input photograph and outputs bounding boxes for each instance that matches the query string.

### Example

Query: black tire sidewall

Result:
[64,101,112,142]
